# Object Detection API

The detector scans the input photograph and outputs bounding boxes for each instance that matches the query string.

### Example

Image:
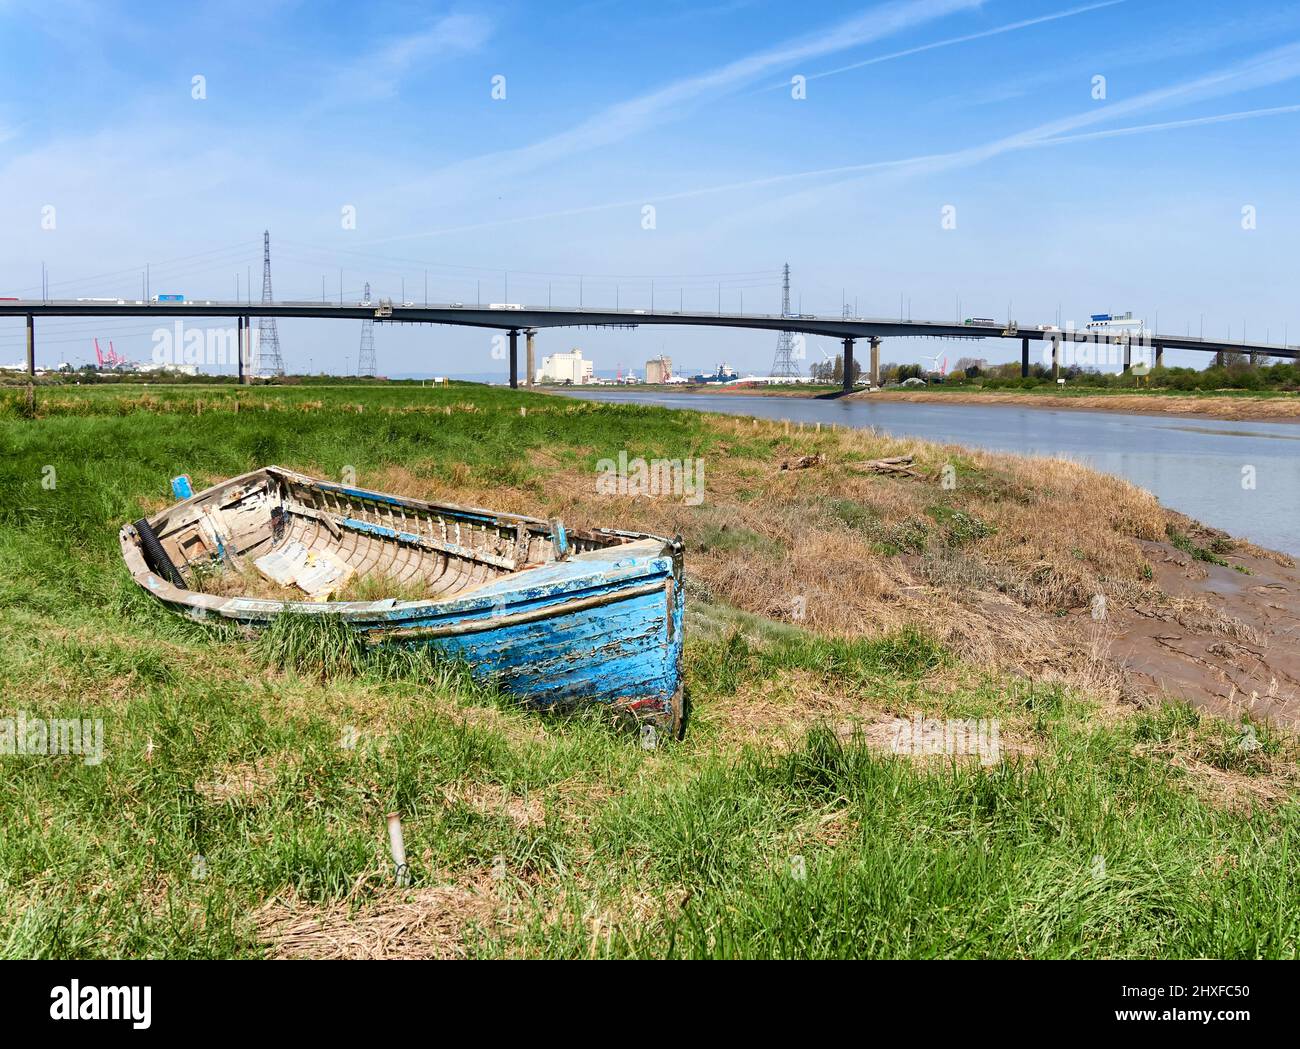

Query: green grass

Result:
[1166,524,1232,568]
[0,383,1296,958]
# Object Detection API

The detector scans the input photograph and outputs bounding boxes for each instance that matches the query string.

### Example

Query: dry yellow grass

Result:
[349,412,1203,710]
[254,873,503,960]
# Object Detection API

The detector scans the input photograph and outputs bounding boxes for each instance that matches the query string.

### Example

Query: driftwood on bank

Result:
[778,452,924,477]
[780,454,824,471]
[852,454,924,479]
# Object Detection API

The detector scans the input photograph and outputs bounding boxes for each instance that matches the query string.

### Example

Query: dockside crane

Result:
[93,338,127,369]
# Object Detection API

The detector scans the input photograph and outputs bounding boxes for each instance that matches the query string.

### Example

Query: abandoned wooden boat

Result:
[119,466,685,733]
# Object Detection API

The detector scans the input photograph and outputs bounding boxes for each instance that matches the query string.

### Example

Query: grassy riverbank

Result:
[2,383,1297,958]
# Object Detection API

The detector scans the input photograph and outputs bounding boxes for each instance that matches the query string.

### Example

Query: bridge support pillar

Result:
[1123,344,1131,373]
[869,338,880,386]
[1051,336,1061,382]
[1154,343,1164,368]
[243,316,254,383]
[509,328,519,389]
[525,329,535,388]
[237,316,245,384]
[1214,351,1224,368]
[1021,336,1029,378]
[25,314,34,376]
[842,337,855,393]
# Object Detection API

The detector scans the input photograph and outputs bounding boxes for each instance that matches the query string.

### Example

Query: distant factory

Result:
[645,355,672,384]
[535,348,594,385]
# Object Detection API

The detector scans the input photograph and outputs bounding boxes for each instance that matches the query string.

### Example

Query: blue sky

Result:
[3,0,1300,377]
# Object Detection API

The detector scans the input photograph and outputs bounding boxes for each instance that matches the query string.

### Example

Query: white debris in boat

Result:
[254,540,354,598]
[296,551,353,598]
[255,540,309,586]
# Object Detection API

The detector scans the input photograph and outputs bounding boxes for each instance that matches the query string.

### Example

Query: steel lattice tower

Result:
[770,262,800,377]
[357,282,377,376]
[255,230,285,377]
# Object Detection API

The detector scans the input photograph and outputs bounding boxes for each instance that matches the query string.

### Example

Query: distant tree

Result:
[809,357,835,382]
[809,354,861,384]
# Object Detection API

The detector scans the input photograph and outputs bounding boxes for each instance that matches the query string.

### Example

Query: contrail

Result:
[751,38,1300,201]
[1034,103,1300,145]
[367,38,1300,244]
[388,0,980,196]
[364,95,1300,245]
[755,0,1128,92]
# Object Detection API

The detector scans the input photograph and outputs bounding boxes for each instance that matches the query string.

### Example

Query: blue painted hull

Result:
[380,547,685,725]
[120,466,686,733]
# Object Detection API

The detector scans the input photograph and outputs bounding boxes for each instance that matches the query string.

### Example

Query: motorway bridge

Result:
[3,299,1295,391]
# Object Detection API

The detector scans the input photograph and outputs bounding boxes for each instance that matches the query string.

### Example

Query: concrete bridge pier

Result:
[1123,343,1132,373]
[1021,336,1029,378]
[509,328,519,389]
[1155,343,1164,368]
[237,316,245,384]
[842,337,855,393]
[1051,335,1061,382]
[869,337,880,386]
[26,314,34,376]
[525,329,536,388]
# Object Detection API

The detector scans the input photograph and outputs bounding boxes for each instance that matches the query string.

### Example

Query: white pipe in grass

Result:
[387,812,409,886]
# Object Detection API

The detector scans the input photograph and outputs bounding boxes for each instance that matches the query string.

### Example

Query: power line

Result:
[274,236,782,282]
[8,241,260,295]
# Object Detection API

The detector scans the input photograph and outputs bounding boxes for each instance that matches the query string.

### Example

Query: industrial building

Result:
[536,348,594,385]
[645,355,672,384]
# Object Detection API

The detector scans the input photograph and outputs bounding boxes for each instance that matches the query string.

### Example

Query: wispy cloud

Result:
[369,39,1300,244]
[707,39,1300,232]
[874,39,1300,180]
[390,0,981,197]
[326,11,494,103]
[939,6,1300,111]
[754,0,1127,93]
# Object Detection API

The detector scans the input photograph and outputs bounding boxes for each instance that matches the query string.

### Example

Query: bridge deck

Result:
[1,299,1294,360]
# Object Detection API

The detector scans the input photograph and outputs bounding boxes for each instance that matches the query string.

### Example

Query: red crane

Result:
[93,338,126,369]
